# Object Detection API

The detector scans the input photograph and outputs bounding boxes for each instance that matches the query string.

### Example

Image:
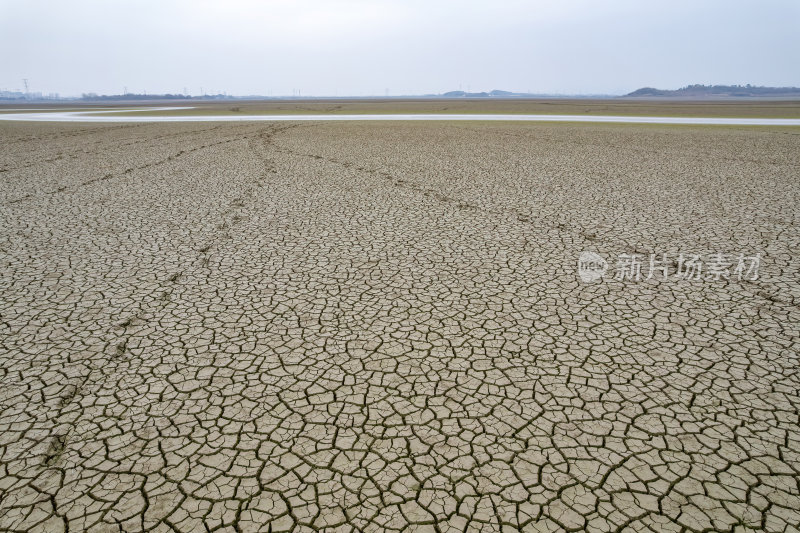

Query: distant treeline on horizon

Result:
[80,93,231,101]
[2,84,800,101]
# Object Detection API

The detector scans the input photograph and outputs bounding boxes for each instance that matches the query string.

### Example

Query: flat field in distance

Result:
[1,116,799,532]
[3,97,800,117]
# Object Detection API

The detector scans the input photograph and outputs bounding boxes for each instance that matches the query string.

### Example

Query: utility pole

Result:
[23,79,29,96]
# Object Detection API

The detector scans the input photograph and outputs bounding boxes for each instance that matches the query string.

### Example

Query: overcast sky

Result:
[2,0,799,97]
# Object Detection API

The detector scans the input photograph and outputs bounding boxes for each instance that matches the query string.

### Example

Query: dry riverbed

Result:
[1,120,799,532]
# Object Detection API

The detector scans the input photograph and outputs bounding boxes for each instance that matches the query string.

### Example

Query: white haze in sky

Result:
[1,0,799,97]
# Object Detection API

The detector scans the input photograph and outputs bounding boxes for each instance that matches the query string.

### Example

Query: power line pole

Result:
[23,79,29,96]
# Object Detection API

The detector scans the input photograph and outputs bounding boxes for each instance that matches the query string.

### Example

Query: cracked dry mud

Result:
[1,120,799,533]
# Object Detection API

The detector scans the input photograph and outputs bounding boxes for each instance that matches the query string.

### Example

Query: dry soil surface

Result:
[1,121,799,532]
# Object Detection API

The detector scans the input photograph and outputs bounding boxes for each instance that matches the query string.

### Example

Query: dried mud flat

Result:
[1,120,799,532]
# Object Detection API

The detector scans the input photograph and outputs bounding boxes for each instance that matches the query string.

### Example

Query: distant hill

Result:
[438,89,534,98]
[627,84,800,97]
[434,89,617,98]
[440,89,518,98]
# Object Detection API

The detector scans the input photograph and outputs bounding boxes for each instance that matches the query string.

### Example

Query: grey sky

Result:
[2,0,799,97]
